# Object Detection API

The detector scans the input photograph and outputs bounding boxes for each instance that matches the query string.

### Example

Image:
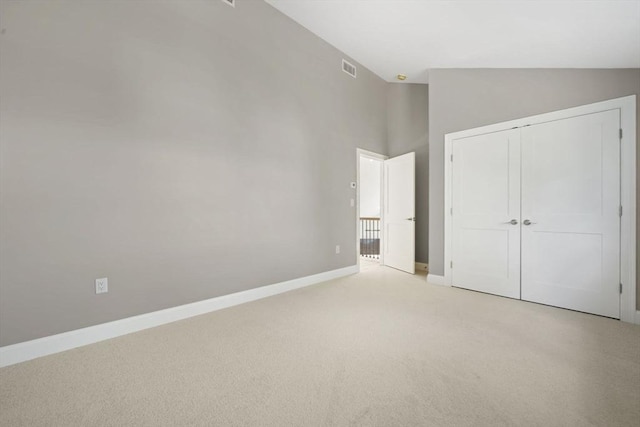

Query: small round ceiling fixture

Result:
[396,74,407,81]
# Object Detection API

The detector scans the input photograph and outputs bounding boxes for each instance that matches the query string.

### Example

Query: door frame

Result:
[356,149,388,269]
[443,95,637,324]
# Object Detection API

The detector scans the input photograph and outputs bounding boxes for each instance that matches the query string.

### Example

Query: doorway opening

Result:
[357,150,386,266]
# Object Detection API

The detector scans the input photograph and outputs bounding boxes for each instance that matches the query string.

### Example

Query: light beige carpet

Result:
[1,260,639,426]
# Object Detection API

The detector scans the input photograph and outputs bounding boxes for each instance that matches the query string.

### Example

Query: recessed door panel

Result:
[531,232,603,291]
[458,228,510,277]
[521,109,620,318]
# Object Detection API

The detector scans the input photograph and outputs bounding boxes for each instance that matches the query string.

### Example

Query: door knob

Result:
[406,217,415,221]
[523,219,535,226]
[504,219,518,225]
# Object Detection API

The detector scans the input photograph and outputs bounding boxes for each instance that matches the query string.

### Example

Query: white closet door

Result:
[451,129,521,299]
[521,110,621,318]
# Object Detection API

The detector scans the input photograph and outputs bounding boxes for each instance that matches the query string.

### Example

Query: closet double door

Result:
[451,109,621,318]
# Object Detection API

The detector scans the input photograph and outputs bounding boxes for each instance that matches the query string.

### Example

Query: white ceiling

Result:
[265,0,640,83]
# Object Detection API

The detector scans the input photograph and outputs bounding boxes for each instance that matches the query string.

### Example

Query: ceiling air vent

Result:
[342,59,357,78]
[222,0,235,7]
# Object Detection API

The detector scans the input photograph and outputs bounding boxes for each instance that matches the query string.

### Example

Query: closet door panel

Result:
[451,129,521,299]
[520,109,621,318]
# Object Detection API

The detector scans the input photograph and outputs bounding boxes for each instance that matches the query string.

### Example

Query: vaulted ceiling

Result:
[266,0,640,83]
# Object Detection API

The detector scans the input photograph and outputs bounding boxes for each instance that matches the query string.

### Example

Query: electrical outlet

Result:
[335,245,340,254]
[95,277,108,294]
[350,198,355,207]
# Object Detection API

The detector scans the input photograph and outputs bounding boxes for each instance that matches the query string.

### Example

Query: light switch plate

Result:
[95,278,108,294]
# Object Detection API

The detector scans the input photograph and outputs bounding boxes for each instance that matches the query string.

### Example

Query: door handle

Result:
[523,219,535,226]
[406,217,415,221]
[504,219,518,225]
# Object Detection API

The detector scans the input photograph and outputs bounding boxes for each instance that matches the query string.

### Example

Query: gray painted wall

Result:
[428,68,640,308]
[0,0,388,346]
[387,84,429,263]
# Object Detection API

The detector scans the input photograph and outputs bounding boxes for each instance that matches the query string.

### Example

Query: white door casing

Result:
[451,129,521,299]
[384,152,415,274]
[520,110,621,318]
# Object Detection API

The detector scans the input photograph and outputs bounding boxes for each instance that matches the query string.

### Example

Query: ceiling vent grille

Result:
[222,0,235,7]
[342,59,357,78]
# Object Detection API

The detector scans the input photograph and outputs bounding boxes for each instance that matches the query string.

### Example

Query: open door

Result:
[383,152,415,274]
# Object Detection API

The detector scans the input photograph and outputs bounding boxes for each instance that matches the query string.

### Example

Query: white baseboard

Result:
[426,274,446,286]
[635,310,640,325]
[0,265,359,368]
[415,262,428,272]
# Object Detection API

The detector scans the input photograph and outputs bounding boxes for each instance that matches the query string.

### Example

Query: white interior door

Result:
[451,129,521,299]
[383,152,415,274]
[521,110,621,318]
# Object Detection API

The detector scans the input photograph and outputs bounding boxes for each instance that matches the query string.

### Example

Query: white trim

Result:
[415,262,428,272]
[356,149,388,269]
[426,274,446,286]
[619,98,637,324]
[635,311,640,325]
[444,130,453,287]
[0,265,359,368]
[357,148,388,161]
[444,95,636,323]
